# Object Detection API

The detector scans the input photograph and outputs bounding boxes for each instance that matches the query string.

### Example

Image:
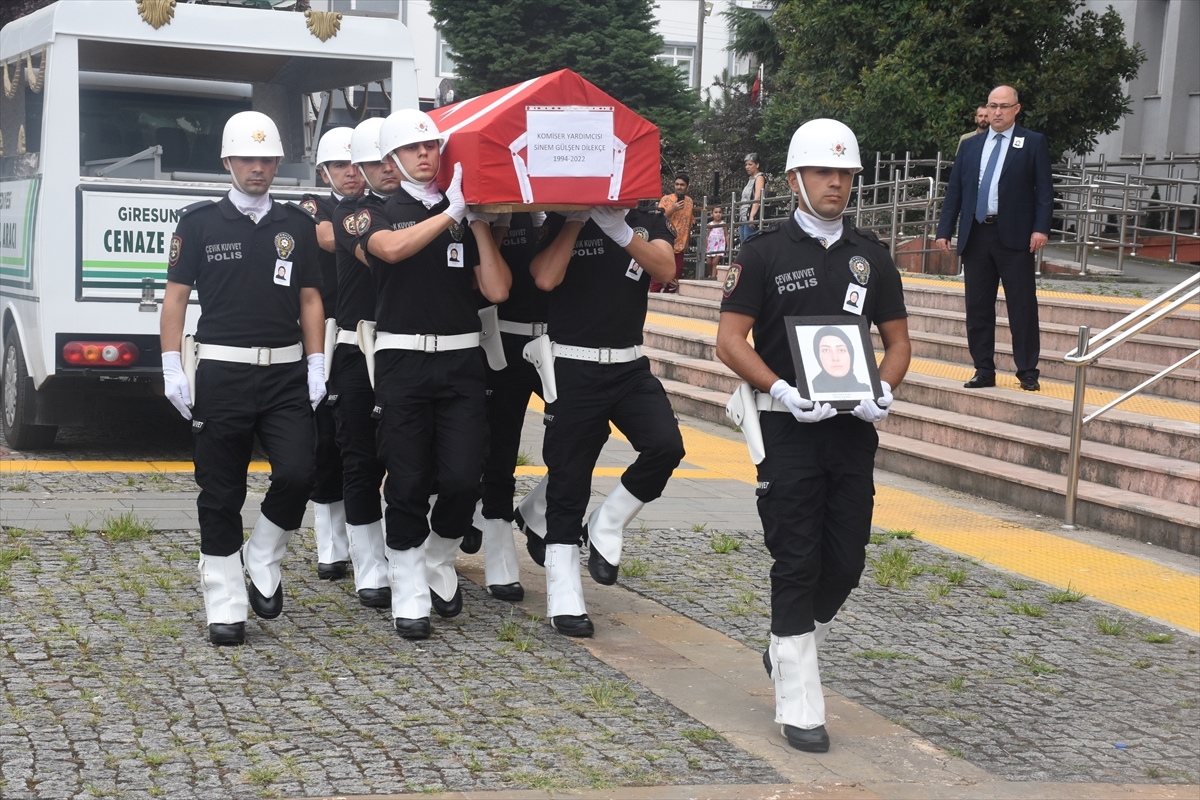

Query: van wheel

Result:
[2,329,58,450]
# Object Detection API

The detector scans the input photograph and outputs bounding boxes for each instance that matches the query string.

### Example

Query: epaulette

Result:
[756,222,783,236]
[178,199,216,218]
[287,200,319,223]
[856,228,889,248]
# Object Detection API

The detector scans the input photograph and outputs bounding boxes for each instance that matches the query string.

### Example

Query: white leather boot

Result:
[424,532,464,617]
[814,617,835,649]
[771,632,829,752]
[545,544,592,637]
[482,517,523,601]
[244,514,295,619]
[387,543,431,639]
[313,500,349,580]
[585,482,643,585]
[346,519,391,607]
[198,552,248,645]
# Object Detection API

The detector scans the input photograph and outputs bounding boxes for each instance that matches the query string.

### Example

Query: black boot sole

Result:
[587,543,619,586]
[783,724,830,752]
[516,509,546,567]
[487,582,524,602]
[358,587,392,608]
[317,561,348,581]
[431,586,463,618]
[460,527,482,555]
[249,582,283,619]
[550,614,594,638]
[208,622,245,646]
[394,616,431,639]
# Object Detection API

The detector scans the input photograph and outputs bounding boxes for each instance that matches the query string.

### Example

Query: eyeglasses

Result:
[986,103,1017,111]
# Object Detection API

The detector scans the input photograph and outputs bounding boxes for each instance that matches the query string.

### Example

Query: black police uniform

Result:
[299,192,345,513]
[541,211,685,549]
[330,192,388,528]
[719,217,906,637]
[167,197,322,557]
[481,213,549,522]
[360,190,486,552]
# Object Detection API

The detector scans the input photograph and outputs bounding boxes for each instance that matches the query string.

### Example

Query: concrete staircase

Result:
[644,277,1200,555]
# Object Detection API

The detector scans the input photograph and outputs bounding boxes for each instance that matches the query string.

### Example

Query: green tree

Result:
[744,0,1142,164]
[429,0,699,161]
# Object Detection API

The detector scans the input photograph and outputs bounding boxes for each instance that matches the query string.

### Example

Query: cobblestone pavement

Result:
[0,525,779,800]
[615,526,1200,786]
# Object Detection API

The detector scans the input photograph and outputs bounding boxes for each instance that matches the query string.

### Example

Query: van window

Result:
[80,89,250,173]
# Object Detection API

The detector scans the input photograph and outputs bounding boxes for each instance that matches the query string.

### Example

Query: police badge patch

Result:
[343,215,358,235]
[848,255,871,286]
[633,226,649,241]
[300,198,318,215]
[274,232,296,260]
[449,221,465,242]
[168,234,182,267]
[356,210,372,235]
[723,263,742,298]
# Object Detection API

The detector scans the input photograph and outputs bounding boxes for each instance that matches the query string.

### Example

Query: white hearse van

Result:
[0,0,416,448]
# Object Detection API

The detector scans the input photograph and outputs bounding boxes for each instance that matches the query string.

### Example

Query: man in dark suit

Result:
[936,85,1053,391]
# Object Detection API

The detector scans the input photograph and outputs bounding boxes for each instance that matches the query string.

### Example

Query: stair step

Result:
[658,377,733,426]
[648,293,721,322]
[882,401,1199,506]
[875,432,1199,555]
[677,279,724,302]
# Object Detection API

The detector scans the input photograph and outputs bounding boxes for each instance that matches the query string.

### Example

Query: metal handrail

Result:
[1059,272,1200,529]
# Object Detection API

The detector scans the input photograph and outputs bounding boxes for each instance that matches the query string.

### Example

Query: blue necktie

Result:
[975,133,1003,224]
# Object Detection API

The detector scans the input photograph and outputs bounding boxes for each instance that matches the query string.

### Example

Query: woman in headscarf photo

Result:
[808,326,871,394]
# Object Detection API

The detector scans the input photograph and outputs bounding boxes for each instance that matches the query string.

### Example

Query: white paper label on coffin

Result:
[526,106,614,177]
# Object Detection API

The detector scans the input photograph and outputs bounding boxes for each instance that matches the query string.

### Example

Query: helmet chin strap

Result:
[794,170,847,222]
[390,152,440,187]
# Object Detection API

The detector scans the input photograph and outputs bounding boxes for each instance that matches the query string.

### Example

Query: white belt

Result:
[754,392,790,413]
[375,331,481,353]
[335,329,358,346]
[498,320,548,337]
[551,343,642,364]
[195,342,303,366]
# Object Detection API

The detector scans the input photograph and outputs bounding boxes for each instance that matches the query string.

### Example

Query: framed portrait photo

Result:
[784,315,882,411]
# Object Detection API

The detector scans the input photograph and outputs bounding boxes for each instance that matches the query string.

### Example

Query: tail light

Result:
[62,341,140,366]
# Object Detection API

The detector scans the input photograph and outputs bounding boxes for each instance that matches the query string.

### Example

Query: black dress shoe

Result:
[317,560,348,581]
[249,582,283,619]
[550,614,594,637]
[516,509,547,567]
[431,586,463,618]
[963,374,996,389]
[208,622,245,646]
[783,724,830,752]
[588,544,619,586]
[394,616,431,639]
[1019,377,1041,391]
[488,582,524,602]
[763,648,772,678]
[357,587,392,608]
[460,526,482,554]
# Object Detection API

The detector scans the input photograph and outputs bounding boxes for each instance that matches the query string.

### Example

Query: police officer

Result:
[299,126,363,582]
[526,205,683,638]
[715,119,911,752]
[360,109,510,639]
[474,211,550,601]
[160,111,326,646]
[316,117,400,610]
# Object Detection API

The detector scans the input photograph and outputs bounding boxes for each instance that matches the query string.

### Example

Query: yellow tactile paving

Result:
[644,310,1199,424]
[902,274,1200,312]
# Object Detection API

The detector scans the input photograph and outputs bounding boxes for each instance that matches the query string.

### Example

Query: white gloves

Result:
[466,210,510,227]
[562,209,591,225]
[851,380,893,424]
[161,350,192,420]
[531,211,547,228]
[590,206,634,247]
[770,379,836,423]
[442,163,466,224]
[306,353,327,409]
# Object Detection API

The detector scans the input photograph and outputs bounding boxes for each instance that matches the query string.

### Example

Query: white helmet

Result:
[379,109,445,158]
[221,111,284,159]
[315,126,355,165]
[785,118,863,173]
[349,117,386,165]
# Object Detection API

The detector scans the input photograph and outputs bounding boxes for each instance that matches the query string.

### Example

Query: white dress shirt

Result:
[977,125,1014,216]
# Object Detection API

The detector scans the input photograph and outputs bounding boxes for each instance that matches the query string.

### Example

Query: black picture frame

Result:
[784,315,883,411]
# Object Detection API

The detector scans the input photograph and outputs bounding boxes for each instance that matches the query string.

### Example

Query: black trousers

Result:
[756,412,877,637]
[330,345,384,525]
[962,222,1041,381]
[375,349,487,550]
[310,396,344,505]
[542,358,684,547]
[192,360,315,557]
[481,334,543,521]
